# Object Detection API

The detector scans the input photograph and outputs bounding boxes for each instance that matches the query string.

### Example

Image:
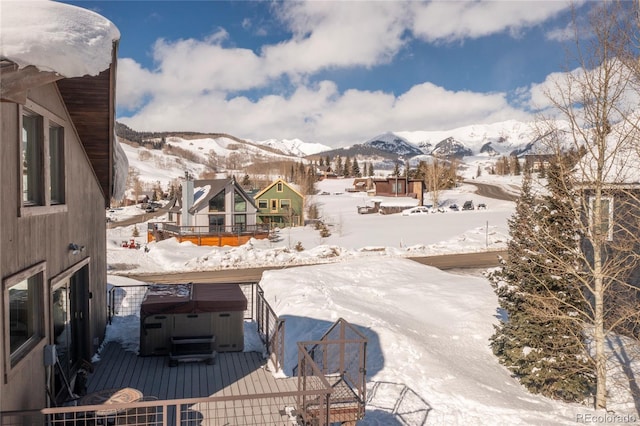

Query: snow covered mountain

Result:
[334,120,564,160]
[363,132,424,157]
[116,119,567,188]
[250,137,331,157]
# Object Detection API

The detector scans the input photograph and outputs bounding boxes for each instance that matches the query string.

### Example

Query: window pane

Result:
[49,125,65,204]
[22,114,43,205]
[208,214,224,233]
[53,285,71,395]
[234,214,246,232]
[208,191,225,212]
[9,276,41,357]
[234,191,246,212]
[280,199,290,209]
[258,199,267,209]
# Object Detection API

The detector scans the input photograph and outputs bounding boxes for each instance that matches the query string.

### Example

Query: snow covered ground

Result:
[104,177,640,425]
[107,178,513,273]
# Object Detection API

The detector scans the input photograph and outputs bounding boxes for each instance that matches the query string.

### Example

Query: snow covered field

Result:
[104,177,640,425]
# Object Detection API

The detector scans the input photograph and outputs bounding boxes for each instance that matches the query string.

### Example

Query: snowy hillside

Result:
[250,137,331,157]
[118,118,573,189]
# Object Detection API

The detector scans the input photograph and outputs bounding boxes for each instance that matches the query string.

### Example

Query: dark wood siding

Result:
[57,69,113,207]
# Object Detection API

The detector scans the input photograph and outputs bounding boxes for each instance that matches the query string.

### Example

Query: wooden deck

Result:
[85,342,301,425]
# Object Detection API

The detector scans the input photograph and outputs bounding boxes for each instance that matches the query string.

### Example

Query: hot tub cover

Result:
[140,283,247,318]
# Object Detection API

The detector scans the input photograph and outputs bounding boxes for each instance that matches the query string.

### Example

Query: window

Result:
[391,181,403,194]
[22,113,43,205]
[49,124,65,204]
[4,263,45,369]
[276,182,283,192]
[280,199,291,210]
[208,191,225,212]
[234,191,246,212]
[208,214,224,233]
[258,199,268,209]
[589,196,614,241]
[234,214,246,232]
[52,281,71,397]
[20,104,67,215]
[270,199,277,211]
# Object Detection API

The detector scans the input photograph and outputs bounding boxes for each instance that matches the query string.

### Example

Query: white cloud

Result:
[411,1,576,43]
[120,79,532,147]
[117,58,156,110]
[263,1,410,75]
[545,21,576,42]
[114,0,581,146]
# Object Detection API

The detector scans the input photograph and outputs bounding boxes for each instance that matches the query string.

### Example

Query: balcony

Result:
[1,283,367,425]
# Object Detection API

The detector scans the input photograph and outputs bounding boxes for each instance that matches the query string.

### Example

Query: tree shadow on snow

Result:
[280,315,433,425]
[279,315,383,377]
[607,335,640,415]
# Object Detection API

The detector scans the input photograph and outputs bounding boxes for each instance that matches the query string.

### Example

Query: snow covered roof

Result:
[575,117,640,185]
[1,1,120,77]
[253,178,304,200]
[0,1,126,205]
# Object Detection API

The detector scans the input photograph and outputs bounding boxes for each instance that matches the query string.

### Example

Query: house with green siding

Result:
[254,179,304,228]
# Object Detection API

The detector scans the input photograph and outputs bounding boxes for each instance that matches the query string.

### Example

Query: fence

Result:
[294,318,368,424]
[147,222,271,246]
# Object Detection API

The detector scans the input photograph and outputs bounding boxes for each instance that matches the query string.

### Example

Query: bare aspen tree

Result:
[529,0,640,409]
[423,158,442,207]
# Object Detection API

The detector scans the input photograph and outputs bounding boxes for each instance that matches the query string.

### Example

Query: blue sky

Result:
[66,0,592,147]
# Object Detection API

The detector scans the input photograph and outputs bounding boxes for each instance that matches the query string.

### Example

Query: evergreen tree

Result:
[512,156,522,176]
[490,167,594,402]
[392,161,400,177]
[319,157,325,167]
[362,162,368,177]
[335,155,343,176]
[352,158,361,177]
[367,162,374,177]
[344,157,352,177]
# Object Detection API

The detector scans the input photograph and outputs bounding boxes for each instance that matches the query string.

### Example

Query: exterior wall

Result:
[0,83,108,410]
[374,178,406,196]
[255,182,304,227]
[580,188,640,286]
[193,182,258,228]
[371,178,422,200]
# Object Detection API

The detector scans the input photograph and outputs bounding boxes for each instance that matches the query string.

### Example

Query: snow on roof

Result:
[0,1,120,77]
[193,185,212,206]
[575,116,640,185]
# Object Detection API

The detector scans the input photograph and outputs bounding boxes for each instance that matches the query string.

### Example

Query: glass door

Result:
[51,267,90,400]
[52,279,73,399]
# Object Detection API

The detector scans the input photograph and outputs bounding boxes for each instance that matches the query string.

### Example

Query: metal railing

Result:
[24,390,329,425]
[147,222,270,236]
[1,294,365,425]
[256,285,285,372]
